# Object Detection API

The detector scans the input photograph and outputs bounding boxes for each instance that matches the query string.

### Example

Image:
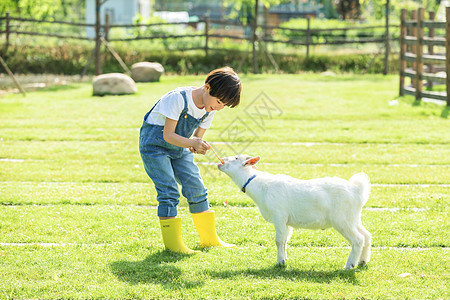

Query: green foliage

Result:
[129,16,203,50]
[275,17,398,43]
[0,0,85,40]
[322,0,340,19]
[0,0,16,17]
[224,0,287,24]
[2,40,91,74]
[1,37,396,75]
[0,1,404,76]
[361,0,440,20]
[0,0,84,21]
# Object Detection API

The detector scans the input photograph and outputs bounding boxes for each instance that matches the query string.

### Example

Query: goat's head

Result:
[217,155,260,176]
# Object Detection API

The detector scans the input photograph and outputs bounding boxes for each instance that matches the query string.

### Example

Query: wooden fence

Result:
[399,7,450,106]
[0,11,398,75]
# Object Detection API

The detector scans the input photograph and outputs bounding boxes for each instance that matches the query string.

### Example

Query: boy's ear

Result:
[243,156,260,166]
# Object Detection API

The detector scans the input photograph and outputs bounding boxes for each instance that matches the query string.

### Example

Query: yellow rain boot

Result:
[192,211,236,248]
[159,218,198,254]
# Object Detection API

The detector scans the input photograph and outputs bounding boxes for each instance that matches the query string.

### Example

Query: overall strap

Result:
[148,99,160,114]
[180,91,189,115]
[180,90,209,122]
[199,111,210,122]
[144,99,160,121]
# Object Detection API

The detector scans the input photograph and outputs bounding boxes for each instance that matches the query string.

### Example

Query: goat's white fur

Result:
[218,155,371,270]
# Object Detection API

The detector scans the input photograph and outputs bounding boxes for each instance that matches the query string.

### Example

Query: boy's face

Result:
[203,86,226,112]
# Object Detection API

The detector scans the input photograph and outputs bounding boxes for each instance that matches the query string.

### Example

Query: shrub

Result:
[274,18,399,44]
[0,38,397,75]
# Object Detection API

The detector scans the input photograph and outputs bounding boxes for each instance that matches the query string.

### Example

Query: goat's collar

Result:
[241,174,257,193]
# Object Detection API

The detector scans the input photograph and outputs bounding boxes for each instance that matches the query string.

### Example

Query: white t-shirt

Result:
[145,87,215,129]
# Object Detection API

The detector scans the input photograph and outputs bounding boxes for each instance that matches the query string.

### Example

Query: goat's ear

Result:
[243,156,260,166]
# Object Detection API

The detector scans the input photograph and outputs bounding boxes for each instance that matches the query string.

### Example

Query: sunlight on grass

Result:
[0,74,448,298]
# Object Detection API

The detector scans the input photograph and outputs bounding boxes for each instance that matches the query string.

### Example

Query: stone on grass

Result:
[93,73,137,96]
[131,62,164,82]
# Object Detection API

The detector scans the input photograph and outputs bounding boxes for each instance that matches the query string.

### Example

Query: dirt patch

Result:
[0,73,93,95]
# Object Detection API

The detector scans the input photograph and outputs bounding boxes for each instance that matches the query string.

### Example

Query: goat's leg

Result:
[358,224,371,265]
[334,225,364,270]
[274,222,289,266]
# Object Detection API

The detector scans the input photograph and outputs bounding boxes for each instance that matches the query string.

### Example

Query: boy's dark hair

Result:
[205,67,241,108]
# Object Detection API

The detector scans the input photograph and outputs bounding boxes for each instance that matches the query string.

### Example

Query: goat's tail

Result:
[350,172,371,206]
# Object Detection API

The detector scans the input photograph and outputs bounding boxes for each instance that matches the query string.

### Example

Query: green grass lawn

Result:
[0,73,449,299]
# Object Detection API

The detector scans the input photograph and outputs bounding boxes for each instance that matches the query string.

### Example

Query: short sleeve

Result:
[199,111,216,129]
[158,92,184,121]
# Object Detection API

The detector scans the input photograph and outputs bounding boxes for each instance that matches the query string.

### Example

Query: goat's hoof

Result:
[276,260,286,267]
[344,264,355,270]
[359,258,370,265]
[358,261,369,269]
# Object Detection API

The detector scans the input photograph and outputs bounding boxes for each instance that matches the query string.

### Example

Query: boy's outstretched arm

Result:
[193,127,206,139]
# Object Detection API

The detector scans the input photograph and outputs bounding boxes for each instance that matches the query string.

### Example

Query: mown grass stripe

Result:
[2,140,449,146]
[2,159,449,168]
[372,183,450,187]
[0,204,432,211]
[0,243,447,251]
[1,181,449,187]
[197,162,450,167]
[0,204,432,212]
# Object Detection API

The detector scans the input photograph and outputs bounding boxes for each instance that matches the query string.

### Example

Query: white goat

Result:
[218,155,371,270]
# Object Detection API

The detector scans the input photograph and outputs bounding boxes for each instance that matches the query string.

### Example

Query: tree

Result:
[224,0,288,73]
[224,0,289,24]
[0,0,85,21]
[335,0,362,20]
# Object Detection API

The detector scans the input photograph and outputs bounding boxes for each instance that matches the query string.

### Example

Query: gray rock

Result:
[93,73,137,96]
[131,62,164,82]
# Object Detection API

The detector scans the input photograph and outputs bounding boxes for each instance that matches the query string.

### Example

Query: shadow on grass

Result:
[35,84,81,93]
[441,106,449,119]
[406,97,449,117]
[110,250,204,289]
[412,100,422,107]
[207,264,359,285]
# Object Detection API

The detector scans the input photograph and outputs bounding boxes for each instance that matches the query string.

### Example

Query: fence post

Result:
[384,0,390,75]
[252,0,260,74]
[95,0,102,75]
[104,12,110,41]
[415,8,424,101]
[399,9,407,96]
[306,17,310,58]
[410,10,417,89]
[204,15,209,57]
[427,11,435,90]
[5,11,10,54]
[446,7,450,106]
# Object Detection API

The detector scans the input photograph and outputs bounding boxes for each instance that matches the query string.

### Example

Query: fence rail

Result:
[0,15,398,43]
[399,7,449,106]
[1,12,399,74]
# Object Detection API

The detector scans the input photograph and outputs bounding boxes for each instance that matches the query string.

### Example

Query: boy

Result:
[139,67,241,254]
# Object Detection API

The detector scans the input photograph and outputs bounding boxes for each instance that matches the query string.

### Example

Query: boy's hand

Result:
[191,138,209,155]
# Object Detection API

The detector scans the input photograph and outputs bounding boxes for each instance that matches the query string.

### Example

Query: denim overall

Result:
[139,91,210,217]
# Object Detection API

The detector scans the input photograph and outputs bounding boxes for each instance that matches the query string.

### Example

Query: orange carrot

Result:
[207,143,224,164]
